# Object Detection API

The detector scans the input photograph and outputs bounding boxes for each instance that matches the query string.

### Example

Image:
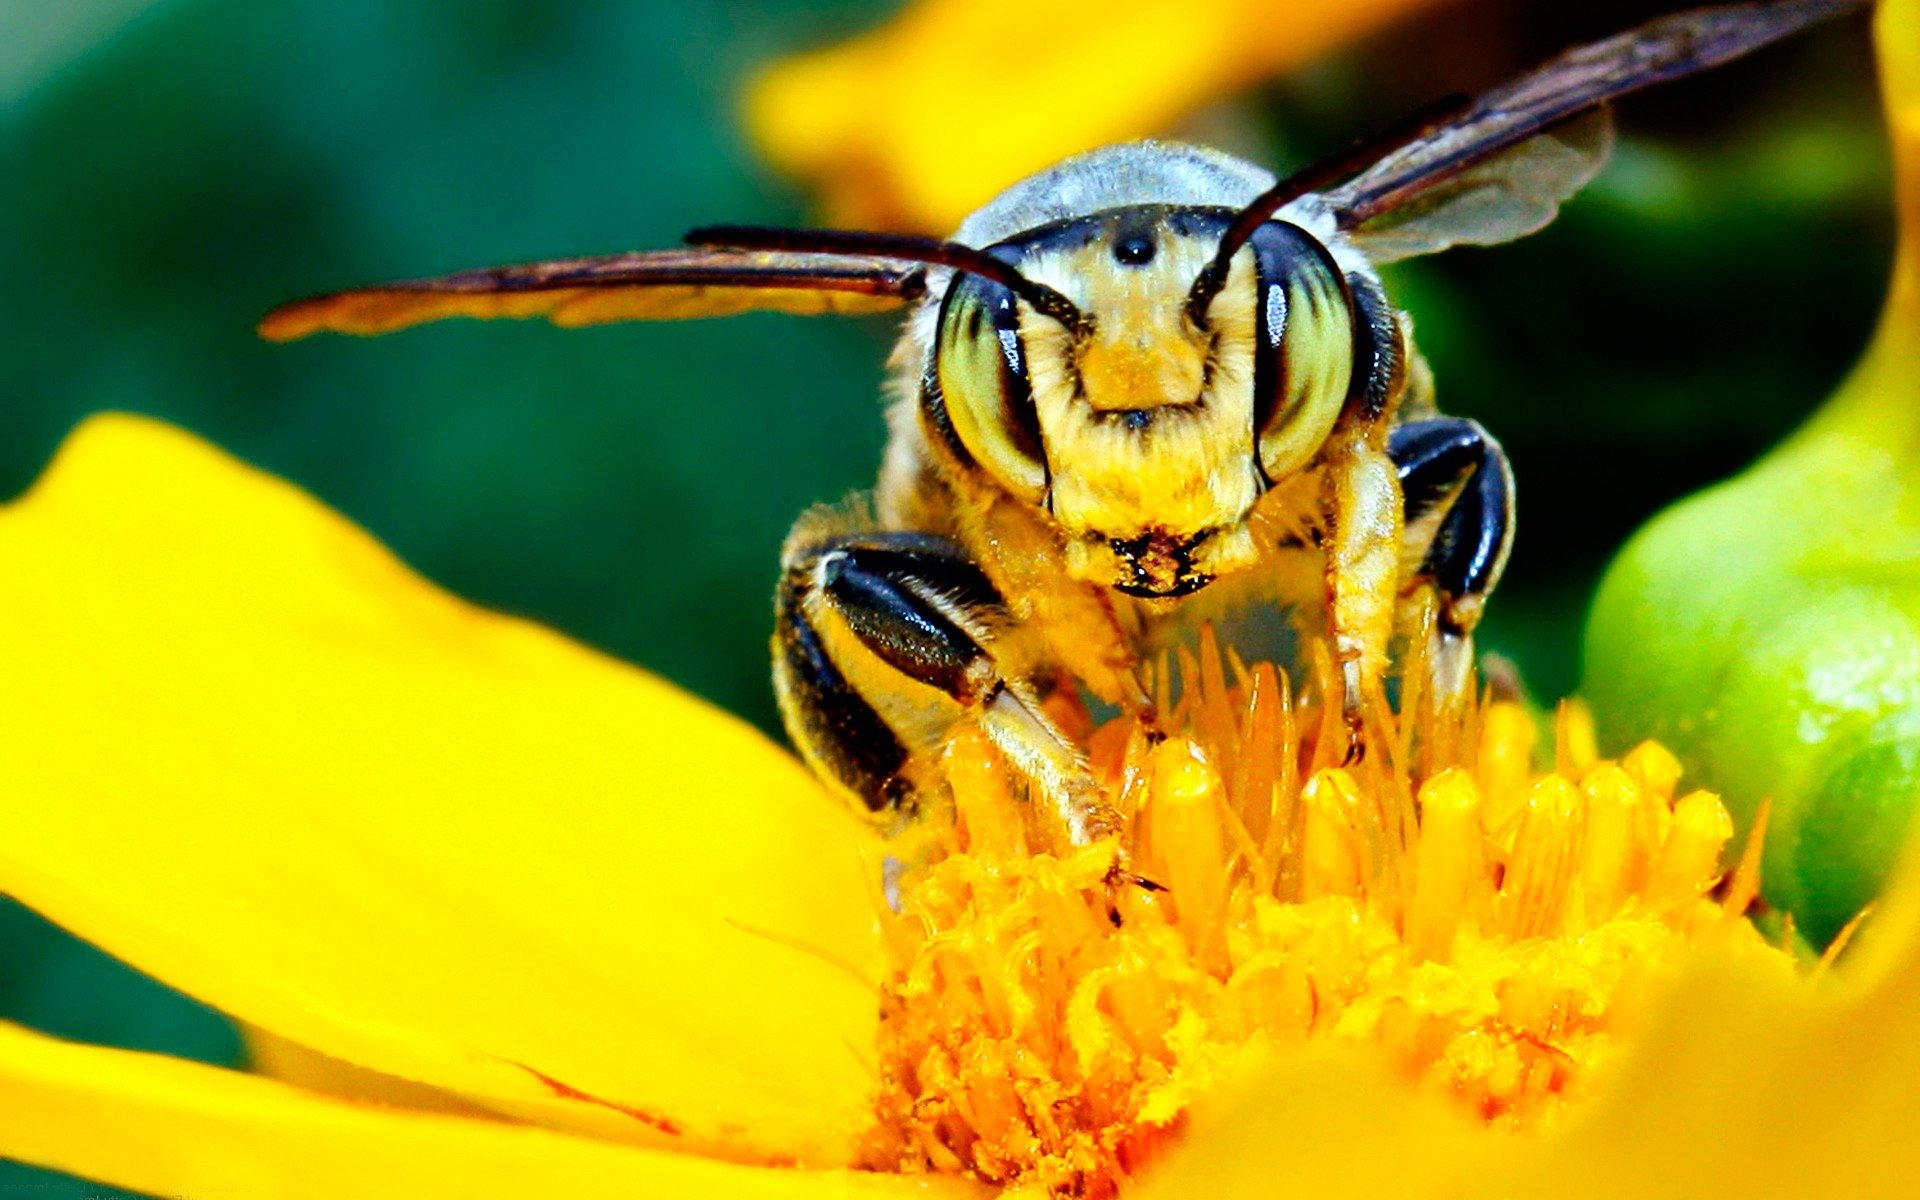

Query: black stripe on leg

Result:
[827,533,1005,617]
[1428,438,1513,603]
[776,590,911,814]
[818,545,998,704]
[1389,418,1485,521]
[1389,417,1514,635]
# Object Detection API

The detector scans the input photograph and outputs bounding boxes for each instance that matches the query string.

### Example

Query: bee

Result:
[263,0,1866,848]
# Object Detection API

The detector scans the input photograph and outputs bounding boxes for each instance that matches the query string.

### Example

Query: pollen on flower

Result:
[860,629,1791,1198]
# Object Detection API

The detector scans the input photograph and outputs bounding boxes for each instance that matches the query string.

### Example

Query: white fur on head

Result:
[953,141,1276,247]
[905,143,1380,360]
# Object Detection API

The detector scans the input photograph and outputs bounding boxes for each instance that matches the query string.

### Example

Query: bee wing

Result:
[1342,109,1614,265]
[1324,0,1866,256]
[258,249,926,341]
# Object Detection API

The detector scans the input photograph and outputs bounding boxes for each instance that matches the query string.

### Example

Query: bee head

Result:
[929,206,1358,599]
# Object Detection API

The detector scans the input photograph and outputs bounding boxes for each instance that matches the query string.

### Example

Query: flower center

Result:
[860,635,1787,1197]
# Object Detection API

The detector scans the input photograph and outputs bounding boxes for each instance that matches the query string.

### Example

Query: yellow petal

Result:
[0,1020,983,1200]
[1884,0,1918,320]
[747,0,1447,232]
[1470,879,1920,1196]
[243,1024,498,1118]
[0,414,886,1164]
[1144,847,1920,1199]
[1134,1053,1486,1199]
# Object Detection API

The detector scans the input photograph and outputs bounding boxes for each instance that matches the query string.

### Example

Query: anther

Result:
[1145,738,1228,963]
[1500,775,1582,939]
[1408,769,1484,961]
[1648,790,1734,923]
[1299,768,1366,900]
[1576,763,1642,925]
[1622,740,1684,799]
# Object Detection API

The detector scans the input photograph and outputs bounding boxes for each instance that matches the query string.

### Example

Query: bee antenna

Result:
[1184,92,1473,325]
[686,224,1089,335]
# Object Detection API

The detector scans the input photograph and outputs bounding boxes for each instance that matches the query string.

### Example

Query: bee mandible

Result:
[263,0,1869,849]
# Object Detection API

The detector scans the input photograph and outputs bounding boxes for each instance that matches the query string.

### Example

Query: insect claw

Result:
[1119,673,1160,725]
[1337,655,1371,766]
[1101,857,1166,927]
[1340,722,1368,767]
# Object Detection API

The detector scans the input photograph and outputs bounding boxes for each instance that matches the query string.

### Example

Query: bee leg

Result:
[1316,272,1413,762]
[774,530,1118,850]
[1321,421,1404,762]
[1389,417,1516,709]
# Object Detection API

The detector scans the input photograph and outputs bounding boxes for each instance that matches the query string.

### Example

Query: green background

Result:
[0,0,1892,1193]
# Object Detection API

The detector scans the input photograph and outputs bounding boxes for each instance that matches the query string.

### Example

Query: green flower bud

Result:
[1585,0,1920,946]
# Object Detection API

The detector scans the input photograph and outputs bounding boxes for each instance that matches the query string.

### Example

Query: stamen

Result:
[1576,765,1641,923]
[1407,769,1482,961]
[866,634,1792,1196]
[1145,742,1230,967]
[1648,791,1735,920]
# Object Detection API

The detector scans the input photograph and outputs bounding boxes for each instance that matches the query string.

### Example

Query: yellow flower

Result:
[745,0,1448,232]
[2,4,1919,1198]
[0,414,1910,1200]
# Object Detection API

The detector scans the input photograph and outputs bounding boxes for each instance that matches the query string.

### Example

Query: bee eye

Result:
[1247,221,1355,483]
[931,273,1048,500]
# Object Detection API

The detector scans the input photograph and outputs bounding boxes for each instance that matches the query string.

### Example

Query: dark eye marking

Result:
[1095,400,1207,431]
[930,271,1049,495]
[1113,234,1156,267]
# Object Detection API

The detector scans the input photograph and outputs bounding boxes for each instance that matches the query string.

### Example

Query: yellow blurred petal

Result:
[1469,871,1920,1197]
[0,1020,983,1200]
[1133,1051,1488,1199]
[0,414,886,1164]
[1883,0,1918,320]
[747,0,1449,232]
[1817,0,1919,406]
[1145,846,1920,1199]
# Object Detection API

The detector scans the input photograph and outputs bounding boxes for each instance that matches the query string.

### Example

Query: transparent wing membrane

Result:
[1346,109,1615,264]
[1323,0,1867,231]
